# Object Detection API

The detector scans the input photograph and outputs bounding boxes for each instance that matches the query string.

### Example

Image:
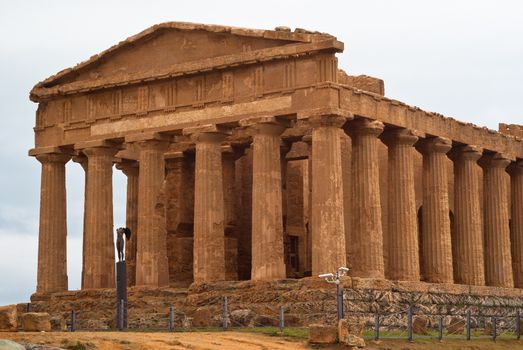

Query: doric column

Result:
[134,138,170,287]
[81,145,118,289]
[165,151,195,283]
[116,160,139,287]
[310,114,347,275]
[416,136,453,283]
[509,160,523,288]
[249,121,287,280]
[35,152,70,293]
[449,145,485,285]
[345,118,385,278]
[381,128,420,281]
[187,126,228,282]
[222,145,242,281]
[479,152,513,288]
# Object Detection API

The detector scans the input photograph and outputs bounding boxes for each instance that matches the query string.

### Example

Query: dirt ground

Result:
[1,331,522,350]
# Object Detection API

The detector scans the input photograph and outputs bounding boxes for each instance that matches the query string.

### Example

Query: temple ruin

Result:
[29,22,523,300]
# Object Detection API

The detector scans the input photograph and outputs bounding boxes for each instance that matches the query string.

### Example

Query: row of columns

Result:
[34,115,523,293]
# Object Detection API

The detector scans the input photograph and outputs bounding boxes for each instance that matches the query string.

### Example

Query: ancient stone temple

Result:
[30,22,523,300]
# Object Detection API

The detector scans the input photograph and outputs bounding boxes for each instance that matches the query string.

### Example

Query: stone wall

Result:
[28,278,523,331]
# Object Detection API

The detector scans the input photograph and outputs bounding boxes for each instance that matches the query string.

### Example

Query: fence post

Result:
[466,309,471,340]
[492,317,497,341]
[222,296,228,330]
[279,306,284,332]
[438,316,443,341]
[407,306,413,341]
[70,310,76,332]
[374,313,380,340]
[169,306,175,332]
[516,310,521,340]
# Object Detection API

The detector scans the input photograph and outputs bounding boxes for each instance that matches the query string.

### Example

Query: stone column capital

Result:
[308,114,348,129]
[221,144,245,161]
[345,118,384,137]
[415,136,452,155]
[448,144,483,162]
[81,146,120,158]
[115,159,139,176]
[478,152,511,170]
[508,159,523,175]
[380,128,419,147]
[36,153,71,164]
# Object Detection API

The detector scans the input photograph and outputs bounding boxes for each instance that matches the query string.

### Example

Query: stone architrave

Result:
[35,153,70,293]
[509,160,523,288]
[381,128,420,281]
[116,160,139,287]
[416,136,454,284]
[479,152,514,288]
[248,121,287,280]
[81,145,118,289]
[310,114,348,276]
[135,139,170,287]
[449,145,485,286]
[345,118,385,279]
[187,127,228,282]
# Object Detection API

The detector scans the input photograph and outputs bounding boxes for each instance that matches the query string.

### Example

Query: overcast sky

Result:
[0,0,522,305]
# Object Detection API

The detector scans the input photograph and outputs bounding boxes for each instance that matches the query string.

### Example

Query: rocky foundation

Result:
[27,278,523,331]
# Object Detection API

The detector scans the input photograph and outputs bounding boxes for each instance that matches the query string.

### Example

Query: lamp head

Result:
[318,273,335,279]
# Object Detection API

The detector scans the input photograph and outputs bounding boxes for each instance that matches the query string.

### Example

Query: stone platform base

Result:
[27,278,523,330]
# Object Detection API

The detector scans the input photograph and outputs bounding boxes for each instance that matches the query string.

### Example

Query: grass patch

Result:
[235,327,309,340]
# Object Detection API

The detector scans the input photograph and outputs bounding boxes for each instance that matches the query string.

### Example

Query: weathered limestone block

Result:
[412,315,429,334]
[309,324,338,344]
[338,318,365,342]
[0,305,17,331]
[346,118,385,279]
[169,236,193,283]
[345,334,366,348]
[22,312,51,332]
[447,317,465,334]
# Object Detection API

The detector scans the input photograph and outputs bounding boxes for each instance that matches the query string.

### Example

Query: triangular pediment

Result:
[32,22,340,100]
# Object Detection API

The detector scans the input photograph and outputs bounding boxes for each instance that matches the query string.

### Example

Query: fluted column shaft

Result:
[135,141,169,287]
[117,161,139,287]
[416,137,453,283]
[251,123,286,280]
[310,115,347,275]
[36,153,70,293]
[193,132,226,282]
[346,118,385,278]
[381,129,419,281]
[479,153,513,288]
[449,145,485,285]
[510,161,523,288]
[82,147,117,289]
